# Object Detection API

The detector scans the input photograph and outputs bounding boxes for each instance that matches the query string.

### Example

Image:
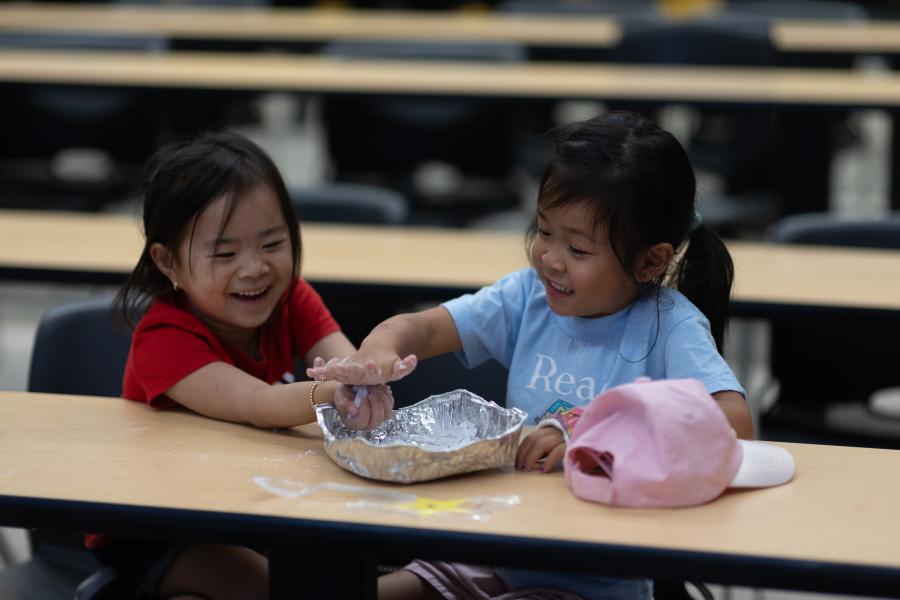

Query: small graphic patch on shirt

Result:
[534,398,577,425]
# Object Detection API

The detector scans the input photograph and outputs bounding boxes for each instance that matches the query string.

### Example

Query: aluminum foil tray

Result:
[315,389,527,484]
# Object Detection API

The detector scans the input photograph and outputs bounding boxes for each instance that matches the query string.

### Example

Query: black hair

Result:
[114,131,300,327]
[528,111,734,352]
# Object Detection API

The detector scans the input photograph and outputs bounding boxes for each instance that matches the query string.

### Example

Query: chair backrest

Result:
[320,40,525,182]
[27,296,133,397]
[605,12,783,219]
[0,32,166,162]
[770,212,900,250]
[497,0,654,15]
[290,182,409,225]
[610,12,777,67]
[766,212,900,411]
[729,0,867,21]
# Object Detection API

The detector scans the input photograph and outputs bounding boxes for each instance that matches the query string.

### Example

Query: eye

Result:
[211,252,235,259]
[263,239,286,250]
[537,227,551,237]
[569,245,589,257]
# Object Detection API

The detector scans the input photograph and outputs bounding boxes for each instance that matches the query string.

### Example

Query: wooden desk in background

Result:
[2,49,900,108]
[0,3,622,47]
[1,390,900,597]
[2,209,900,318]
[2,3,900,55]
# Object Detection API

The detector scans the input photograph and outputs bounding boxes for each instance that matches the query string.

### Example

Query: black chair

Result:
[729,1,869,218]
[0,33,166,211]
[0,297,133,599]
[290,182,410,344]
[606,11,784,236]
[290,182,409,225]
[319,40,526,224]
[760,212,900,448]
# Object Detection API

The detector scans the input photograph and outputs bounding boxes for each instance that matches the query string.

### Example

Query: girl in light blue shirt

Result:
[311,111,752,600]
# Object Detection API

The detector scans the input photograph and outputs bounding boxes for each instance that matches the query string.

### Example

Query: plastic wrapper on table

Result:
[315,389,527,483]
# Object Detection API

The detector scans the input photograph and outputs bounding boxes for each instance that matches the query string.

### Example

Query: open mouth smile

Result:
[546,280,573,296]
[231,285,271,301]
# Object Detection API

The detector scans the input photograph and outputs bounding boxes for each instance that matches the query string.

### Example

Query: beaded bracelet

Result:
[309,380,324,409]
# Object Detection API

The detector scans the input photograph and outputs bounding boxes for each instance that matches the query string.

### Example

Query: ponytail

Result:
[670,224,734,353]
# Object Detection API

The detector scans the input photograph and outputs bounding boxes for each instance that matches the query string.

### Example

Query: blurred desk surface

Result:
[2,4,900,54]
[2,390,900,597]
[2,49,900,108]
[771,20,900,54]
[2,210,900,316]
[0,3,620,46]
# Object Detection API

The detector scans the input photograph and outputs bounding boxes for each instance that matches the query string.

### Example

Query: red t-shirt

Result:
[123,277,340,408]
[86,278,338,551]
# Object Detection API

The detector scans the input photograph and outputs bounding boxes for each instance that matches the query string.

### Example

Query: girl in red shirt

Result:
[97,131,394,599]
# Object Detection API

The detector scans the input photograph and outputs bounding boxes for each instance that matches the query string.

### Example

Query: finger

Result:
[381,385,395,413]
[541,444,567,473]
[307,356,341,380]
[332,385,358,424]
[520,432,560,472]
[374,385,394,422]
[515,435,536,470]
[347,388,371,430]
[305,357,326,380]
[336,361,369,384]
[366,394,386,430]
[364,361,384,385]
[389,355,418,381]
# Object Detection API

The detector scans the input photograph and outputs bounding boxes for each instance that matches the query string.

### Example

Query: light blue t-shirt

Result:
[444,267,744,425]
[442,268,744,600]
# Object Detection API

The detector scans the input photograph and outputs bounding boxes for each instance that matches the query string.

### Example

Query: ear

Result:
[149,242,179,285]
[636,243,674,283]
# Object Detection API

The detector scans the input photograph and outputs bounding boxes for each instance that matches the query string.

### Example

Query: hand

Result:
[306,354,417,385]
[332,383,394,431]
[516,427,566,473]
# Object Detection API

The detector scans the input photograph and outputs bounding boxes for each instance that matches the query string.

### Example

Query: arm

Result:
[713,389,754,440]
[165,363,340,429]
[309,306,462,384]
[165,330,391,430]
[304,330,355,367]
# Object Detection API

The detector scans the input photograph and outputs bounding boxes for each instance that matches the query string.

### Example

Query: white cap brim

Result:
[730,440,796,488]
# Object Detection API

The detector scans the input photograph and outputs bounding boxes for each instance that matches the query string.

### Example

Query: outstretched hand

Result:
[332,383,394,431]
[306,354,418,385]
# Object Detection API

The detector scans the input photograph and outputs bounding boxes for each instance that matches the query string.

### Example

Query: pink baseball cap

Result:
[564,378,795,508]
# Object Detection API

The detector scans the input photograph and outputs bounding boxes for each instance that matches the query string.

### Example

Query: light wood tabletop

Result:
[1,390,899,596]
[771,20,900,54]
[0,3,620,47]
[2,48,900,107]
[2,209,900,314]
[2,3,899,54]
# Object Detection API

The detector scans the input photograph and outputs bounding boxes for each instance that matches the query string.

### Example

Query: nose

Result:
[542,246,565,273]
[238,251,270,279]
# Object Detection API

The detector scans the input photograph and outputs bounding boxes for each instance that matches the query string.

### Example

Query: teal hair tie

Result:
[689,209,703,232]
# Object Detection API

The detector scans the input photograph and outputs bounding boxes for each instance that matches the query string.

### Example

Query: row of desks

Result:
[1,3,899,54]
[3,49,900,108]
[2,209,900,317]
[1,391,899,597]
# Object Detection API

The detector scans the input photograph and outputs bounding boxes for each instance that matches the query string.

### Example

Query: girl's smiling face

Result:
[530,202,641,319]
[152,184,294,352]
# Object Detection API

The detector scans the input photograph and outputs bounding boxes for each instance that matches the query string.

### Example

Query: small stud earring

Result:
[172,281,179,292]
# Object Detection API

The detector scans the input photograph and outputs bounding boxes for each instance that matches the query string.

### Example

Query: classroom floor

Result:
[0,97,895,600]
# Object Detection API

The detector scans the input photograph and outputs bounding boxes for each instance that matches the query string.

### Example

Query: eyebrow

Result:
[204,225,288,250]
